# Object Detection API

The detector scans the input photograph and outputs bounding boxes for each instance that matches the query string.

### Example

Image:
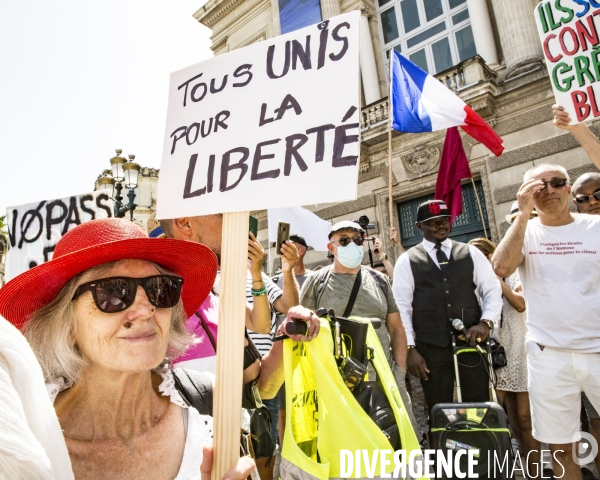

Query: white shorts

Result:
[527,343,600,444]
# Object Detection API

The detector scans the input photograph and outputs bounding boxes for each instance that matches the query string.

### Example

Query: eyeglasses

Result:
[575,191,600,205]
[331,236,364,247]
[73,275,184,313]
[540,178,568,189]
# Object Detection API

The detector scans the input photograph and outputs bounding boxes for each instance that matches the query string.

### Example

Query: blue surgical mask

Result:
[336,243,364,269]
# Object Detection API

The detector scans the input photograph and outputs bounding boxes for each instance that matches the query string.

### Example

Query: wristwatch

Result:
[480,319,494,330]
[381,253,388,261]
[407,345,416,350]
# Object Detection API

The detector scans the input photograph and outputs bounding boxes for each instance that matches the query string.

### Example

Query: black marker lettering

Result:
[251,139,281,180]
[274,94,302,120]
[191,81,208,102]
[341,106,357,123]
[201,118,213,138]
[214,110,230,132]
[220,147,250,192]
[332,123,359,167]
[210,75,228,94]
[284,134,309,176]
[62,197,81,235]
[8,209,17,247]
[259,103,275,126]
[330,22,350,61]
[45,200,68,241]
[317,24,329,69]
[171,126,187,154]
[96,194,113,218]
[232,64,253,87]
[292,37,312,70]
[267,42,291,79]
[79,195,96,220]
[43,245,55,263]
[183,154,215,198]
[177,73,203,107]
[306,124,335,162]
[187,123,200,145]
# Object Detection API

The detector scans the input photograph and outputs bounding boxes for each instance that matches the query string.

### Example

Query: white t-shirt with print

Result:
[519,215,600,352]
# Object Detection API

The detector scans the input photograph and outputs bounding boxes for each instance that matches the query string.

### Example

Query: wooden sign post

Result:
[156,11,361,475]
[212,211,249,479]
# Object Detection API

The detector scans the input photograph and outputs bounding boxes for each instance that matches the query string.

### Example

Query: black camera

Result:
[353,215,375,231]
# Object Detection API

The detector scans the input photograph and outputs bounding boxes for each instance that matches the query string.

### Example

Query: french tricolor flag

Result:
[390,50,504,157]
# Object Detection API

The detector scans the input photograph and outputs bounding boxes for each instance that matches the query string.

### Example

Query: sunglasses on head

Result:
[540,178,568,189]
[332,236,364,247]
[575,191,600,204]
[73,275,184,313]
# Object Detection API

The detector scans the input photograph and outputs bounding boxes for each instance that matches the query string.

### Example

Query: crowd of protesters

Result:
[0,104,599,480]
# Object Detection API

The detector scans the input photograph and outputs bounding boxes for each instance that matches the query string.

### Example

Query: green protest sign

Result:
[536,0,600,123]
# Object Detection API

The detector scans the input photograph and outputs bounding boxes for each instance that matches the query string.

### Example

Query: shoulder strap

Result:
[364,267,389,302]
[316,265,333,308]
[172,368,213,416]
[194,311,217,353]
[343,268,363,318]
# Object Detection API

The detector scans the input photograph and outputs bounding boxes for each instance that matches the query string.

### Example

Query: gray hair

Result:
[572,172,600,194]
[23,261,192,384]
[524,163,570,184]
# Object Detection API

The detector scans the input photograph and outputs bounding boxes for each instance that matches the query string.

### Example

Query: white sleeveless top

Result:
[47,370,214,480]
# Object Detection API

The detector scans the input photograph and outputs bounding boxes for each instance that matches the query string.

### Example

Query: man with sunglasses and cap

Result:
[300,220,421,438]
[493,164,600,480]
[392,200,502,423]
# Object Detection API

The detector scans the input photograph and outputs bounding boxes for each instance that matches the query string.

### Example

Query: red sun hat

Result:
[0,218,218,330]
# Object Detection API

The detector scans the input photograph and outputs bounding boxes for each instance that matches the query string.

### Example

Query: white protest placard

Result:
[5,191,113,280]
[156,11,361,219]
[535,1,600,124]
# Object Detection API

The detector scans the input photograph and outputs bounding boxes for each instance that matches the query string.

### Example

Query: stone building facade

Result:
[191,0,600,271]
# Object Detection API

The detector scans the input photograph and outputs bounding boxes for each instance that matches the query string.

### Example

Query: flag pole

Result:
[388,109,394,227]
[470,177,488,239]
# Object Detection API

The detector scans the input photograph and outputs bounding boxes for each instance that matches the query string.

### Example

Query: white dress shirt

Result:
[392,238,502,346]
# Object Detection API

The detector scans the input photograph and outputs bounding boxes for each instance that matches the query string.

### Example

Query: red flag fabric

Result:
[435,127,472,222]
[461,106,504,157]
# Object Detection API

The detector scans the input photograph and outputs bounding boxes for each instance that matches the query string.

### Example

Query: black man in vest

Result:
[392,200,502,418]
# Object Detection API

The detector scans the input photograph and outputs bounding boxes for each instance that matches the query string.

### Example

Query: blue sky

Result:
[0,1,213,214]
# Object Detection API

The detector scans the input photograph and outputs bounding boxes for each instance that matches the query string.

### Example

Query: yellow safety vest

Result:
[280,317,425,479]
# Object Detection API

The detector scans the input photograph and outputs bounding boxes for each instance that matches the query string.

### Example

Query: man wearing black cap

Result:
[392,200,502,416]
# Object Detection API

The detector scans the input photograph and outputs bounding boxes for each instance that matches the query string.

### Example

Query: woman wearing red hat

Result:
[0,218,253,479]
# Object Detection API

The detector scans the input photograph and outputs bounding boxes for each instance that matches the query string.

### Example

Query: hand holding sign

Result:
[157,12,360,478]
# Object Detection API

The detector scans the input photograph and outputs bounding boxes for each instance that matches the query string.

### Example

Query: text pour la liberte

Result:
[168,21,359,199]
[538,1,600,121]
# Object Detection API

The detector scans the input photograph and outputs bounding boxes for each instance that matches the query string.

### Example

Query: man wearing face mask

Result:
[393,200,502,420]
[300,220,420,437]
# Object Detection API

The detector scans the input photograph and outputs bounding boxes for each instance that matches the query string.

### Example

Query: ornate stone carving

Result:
[400,145,441,179]
[359,149,371,173]
[355,2,376,18]
[140,167,160,178]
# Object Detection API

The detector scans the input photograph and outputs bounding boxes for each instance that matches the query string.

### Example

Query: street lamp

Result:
[104,149,141,221]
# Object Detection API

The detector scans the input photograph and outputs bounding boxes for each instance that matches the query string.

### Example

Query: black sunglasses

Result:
[575,191,600,205]
[540,178,568,189]
[331,236,364,247]
[73,275,184,313]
